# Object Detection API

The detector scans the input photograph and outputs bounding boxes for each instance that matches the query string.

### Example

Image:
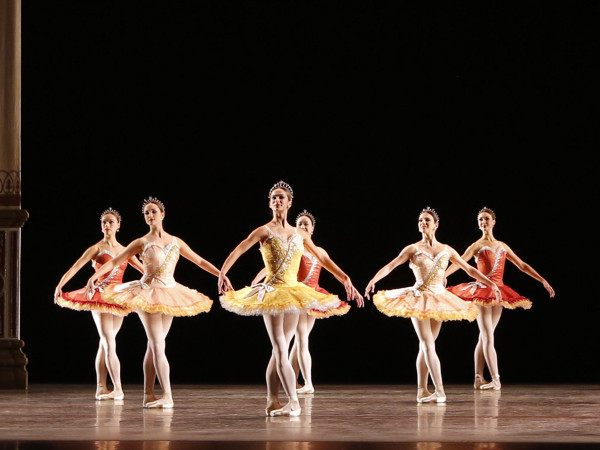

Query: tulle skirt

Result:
[56,286,131,316]
[220,282,342,316]
[306,285,351,318]
[101,280,213,316]
[447,283,532,309]
[373,286,479,322]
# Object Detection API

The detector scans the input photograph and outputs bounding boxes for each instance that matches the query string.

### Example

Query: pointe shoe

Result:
[480,376,501,391]
[297,385,314,394]
[474,374,488,389]
[421,392,447,403]
[144,394,174,409]
[97,391,125,401]
[143,394,159,407]
[95,386,110,400]
[416,388,432,403]
[270,404,301,417]
[265,402,283,416]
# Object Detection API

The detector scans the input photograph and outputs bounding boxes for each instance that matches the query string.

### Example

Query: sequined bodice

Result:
[260,227,304,287]
[475,246,506,285]
[409,248,451,293]
[93,252,127,285]
[140,239,180,287]
[298,252,322,289]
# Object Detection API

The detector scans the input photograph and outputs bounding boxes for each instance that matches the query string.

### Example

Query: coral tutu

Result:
[447,245,531,309]
[373,248,478,322]
[297,252,350,318]
[56,251,131,316]
[101,238,213,316]
[220,227,342,316]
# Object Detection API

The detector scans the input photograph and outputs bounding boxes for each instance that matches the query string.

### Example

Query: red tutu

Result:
[447,246,531,309]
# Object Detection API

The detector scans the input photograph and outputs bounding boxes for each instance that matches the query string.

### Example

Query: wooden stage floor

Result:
[1,384,599,449]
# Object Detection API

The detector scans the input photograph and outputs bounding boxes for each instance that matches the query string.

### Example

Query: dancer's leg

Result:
[92,312,110,399]
[93,312,125,400]
[411,318,446,403]
[137,311,175,408]
[295,314,316,394]
[263,314,301,416]
[265,314,298,414]
[478,305,502,390]
[416,319,441,400]
[289,337,302,387]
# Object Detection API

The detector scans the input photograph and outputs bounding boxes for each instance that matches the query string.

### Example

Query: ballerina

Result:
[252,209,351,395]
[55,207,143,400]
[86,197,226,408]
[445,206,555,390]
[365,207,501,403]
[219,181,363,416]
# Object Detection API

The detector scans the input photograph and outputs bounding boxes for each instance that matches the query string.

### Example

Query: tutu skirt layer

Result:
[447,283,532,309]
[373,288,478,322]
[56,288,131,316]
[101,281,213,316]
[220,284,342,316]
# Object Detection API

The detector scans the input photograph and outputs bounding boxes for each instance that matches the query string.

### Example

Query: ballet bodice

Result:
[92,251,127,287]
[408,247,451,294]
[475,246,507,286]
[260,227,304,287]
[139,238,180,288]
[298,252,322,289]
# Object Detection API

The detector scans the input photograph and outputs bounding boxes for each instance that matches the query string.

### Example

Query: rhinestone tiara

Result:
[478,206,496,219]
[101,207,121,222]
[296,209,316,226]
[268,180,294,199]
[142,196,165,213]
[420,206,439,222]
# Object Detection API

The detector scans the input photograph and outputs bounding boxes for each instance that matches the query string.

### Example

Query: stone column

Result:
[0,0,28,389]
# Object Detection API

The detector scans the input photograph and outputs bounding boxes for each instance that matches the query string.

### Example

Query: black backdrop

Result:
[20,2,594,385]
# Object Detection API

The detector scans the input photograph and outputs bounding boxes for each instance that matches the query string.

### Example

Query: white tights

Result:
[411,317,445,399]
[475,305,503,381]
[92,311,124,398]
[289,314,316,390]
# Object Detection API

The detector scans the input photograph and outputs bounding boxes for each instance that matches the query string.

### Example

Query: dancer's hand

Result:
[350,285,365,307]
[491,283,502,302]
[218,273,233,294]
[543,280,555,298]
[364,279,376,300]
[343,278,364,307]
[85,279,96,299]
[53,285,63,302]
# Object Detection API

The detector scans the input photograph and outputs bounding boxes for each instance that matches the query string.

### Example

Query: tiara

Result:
[420,206,439,222]
[296,209,316,226]
[268,180,294,199]
[478,206,496,219]
[142,196,165,213]
[101,207,121,222]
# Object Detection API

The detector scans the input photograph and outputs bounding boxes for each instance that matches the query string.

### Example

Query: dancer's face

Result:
[269,188,292,213]
[100,213,120,236]
[143,203,165,225]
[296,215,314,235]
[418,212,438,233]
[478,212,495,232]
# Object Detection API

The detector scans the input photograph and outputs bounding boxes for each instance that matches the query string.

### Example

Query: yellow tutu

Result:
[220,226,343,316]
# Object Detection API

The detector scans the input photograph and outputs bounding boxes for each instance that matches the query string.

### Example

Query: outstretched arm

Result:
[447,247,502,299]
[445,242,478,279]
[54,245,99,300]
[252,268,267,286]
[218,226,268,294]
[178,237,222,277]
[85,238,145,296]
[128,255,145,274]
[302,235,364,307]
[504,243,555,297]
[364,244,414,299]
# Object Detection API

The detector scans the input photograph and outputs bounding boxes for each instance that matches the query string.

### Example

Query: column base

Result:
[0,338,28,389]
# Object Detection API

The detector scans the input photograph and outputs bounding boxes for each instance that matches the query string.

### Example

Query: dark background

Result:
[20,2,594,386]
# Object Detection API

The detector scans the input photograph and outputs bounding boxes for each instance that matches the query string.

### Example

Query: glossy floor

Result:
[1,384,599,449]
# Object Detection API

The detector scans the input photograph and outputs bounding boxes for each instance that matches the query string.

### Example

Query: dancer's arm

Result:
[54,245,99,300]
[364,244,415,299]
[302,235,364,306]
[503,242,555,297]
[252,268,267,285]
[85,238,145,295]
[445,242,478,278]
[177,237,223,278]
[447,246,502,299]
[128,255,145,274]
[218,226,269,293]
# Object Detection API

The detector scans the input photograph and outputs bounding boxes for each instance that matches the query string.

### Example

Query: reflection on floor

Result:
[1,384,599,449]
